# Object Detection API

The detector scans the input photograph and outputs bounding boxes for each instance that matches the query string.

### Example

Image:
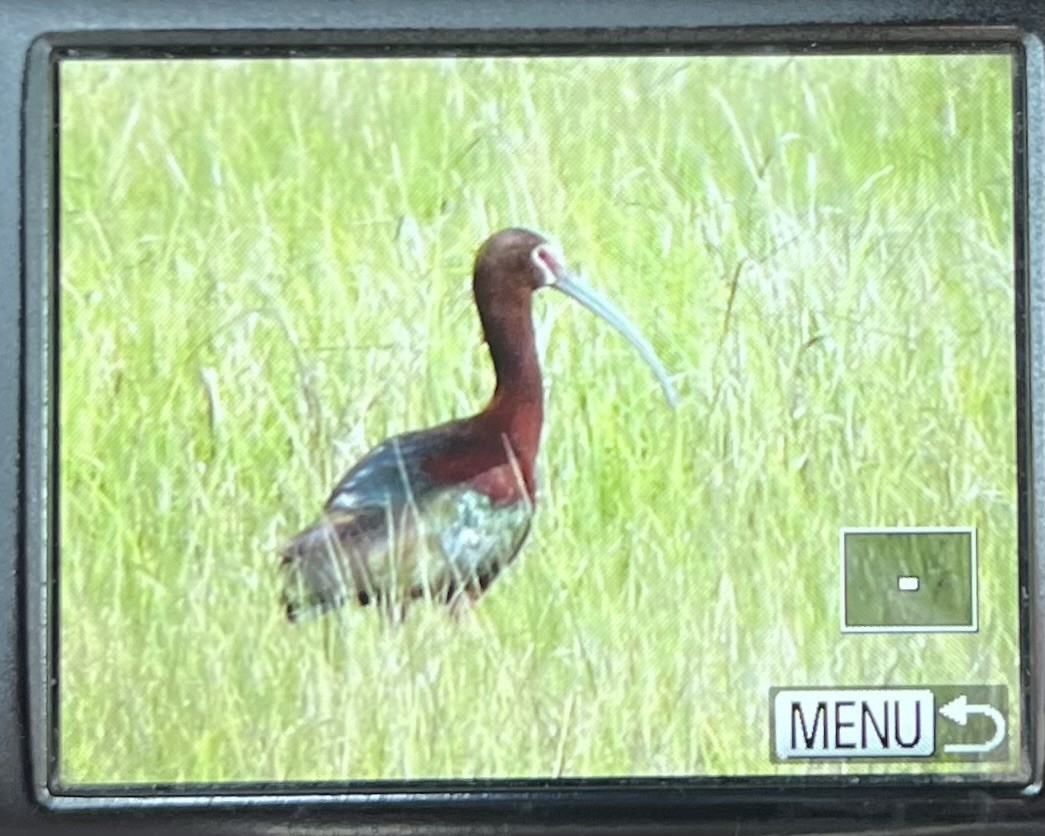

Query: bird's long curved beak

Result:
[551,271,678,409]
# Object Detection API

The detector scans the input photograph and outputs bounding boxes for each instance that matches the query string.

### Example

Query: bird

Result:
[279,227,677,622]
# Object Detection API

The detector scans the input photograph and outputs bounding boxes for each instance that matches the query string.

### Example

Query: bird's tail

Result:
[279,517,358,622]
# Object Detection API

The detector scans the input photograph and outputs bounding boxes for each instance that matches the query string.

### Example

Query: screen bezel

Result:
[7,2,1045,833]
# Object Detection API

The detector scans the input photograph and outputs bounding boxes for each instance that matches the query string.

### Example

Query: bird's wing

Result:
[323,429,443,514]
[281,421,534,621]
[323,418,524,513]
[280,485,532,622]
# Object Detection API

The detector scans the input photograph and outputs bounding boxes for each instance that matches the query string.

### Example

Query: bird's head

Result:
[473,227,678,408]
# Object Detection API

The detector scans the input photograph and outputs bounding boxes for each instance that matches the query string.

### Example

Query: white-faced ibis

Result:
[280,227,676,621]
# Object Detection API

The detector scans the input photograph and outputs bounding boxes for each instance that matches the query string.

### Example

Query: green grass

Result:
[57,53,1019,784]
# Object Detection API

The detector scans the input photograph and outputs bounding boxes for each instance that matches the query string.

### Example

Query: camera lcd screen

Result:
[56,52,1022,786]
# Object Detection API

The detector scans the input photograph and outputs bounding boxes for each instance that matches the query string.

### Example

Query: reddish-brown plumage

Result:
[414,228,550,504]
[279,227,675,621]
[420,402,541,505]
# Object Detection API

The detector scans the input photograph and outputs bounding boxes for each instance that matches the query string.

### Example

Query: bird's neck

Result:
[480,296,545,480]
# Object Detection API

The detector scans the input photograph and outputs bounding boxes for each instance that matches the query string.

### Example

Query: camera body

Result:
[4,1,1045,833]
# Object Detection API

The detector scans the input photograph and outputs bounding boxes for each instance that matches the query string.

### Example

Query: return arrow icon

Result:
[939,694,1006,754]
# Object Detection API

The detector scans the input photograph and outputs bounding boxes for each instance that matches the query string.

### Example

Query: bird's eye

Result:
[531,245,560,286]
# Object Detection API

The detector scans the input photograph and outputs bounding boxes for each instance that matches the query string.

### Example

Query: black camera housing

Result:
[3,1,1044,833]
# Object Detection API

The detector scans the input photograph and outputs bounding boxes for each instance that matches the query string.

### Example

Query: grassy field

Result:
[57,53,1019,785]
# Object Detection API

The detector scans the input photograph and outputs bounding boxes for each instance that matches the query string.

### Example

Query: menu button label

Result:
[773,688,935,759]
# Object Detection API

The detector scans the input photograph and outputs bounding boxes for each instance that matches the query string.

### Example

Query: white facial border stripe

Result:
[531,244,564,287]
